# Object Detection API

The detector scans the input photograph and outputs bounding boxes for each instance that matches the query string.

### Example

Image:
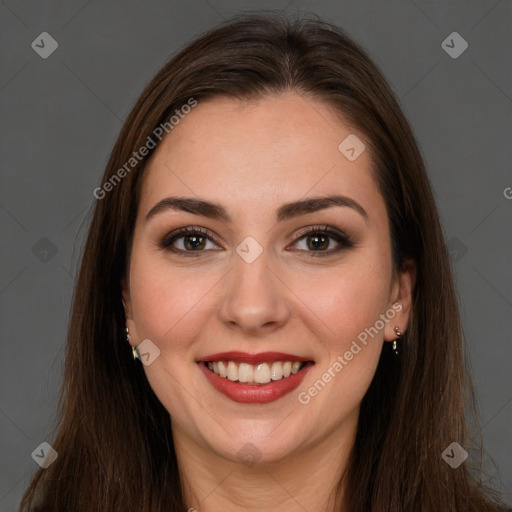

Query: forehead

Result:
[138,93,385,224]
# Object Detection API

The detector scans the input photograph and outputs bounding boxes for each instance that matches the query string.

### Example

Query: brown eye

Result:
[290,226,354,257]
[159,227,221,256]
[181,234,207,251]
[304,233,330,251]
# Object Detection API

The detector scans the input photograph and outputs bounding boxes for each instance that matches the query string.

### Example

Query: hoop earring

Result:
[125,327,139,360]
[392,326,402,355]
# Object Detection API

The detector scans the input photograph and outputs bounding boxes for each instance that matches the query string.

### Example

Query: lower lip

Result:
[198,362,314,404]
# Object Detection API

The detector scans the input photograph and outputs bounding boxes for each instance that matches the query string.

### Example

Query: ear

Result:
[121,278,138,347]
[384,259,416,342]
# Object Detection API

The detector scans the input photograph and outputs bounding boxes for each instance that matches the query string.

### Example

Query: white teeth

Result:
[227,361,238,381]
[218,361,227,378]
[205,360,308,384]
[238,363,254,383]
[254,363,271,384]
[270,362,283,381]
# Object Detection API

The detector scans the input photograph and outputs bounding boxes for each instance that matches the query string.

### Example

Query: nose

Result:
[218,249,291,337]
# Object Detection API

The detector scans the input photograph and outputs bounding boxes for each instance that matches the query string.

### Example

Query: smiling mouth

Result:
[203,360,312,385]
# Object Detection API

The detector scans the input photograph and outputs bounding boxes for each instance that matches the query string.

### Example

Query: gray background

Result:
[1,0,511,510]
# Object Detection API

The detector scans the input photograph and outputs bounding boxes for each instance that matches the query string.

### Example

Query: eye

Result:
[159,227,222,257]
[288,225,354,257]
[159,224,354,258]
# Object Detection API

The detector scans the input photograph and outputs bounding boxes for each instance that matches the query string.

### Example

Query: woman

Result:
[20,12,506,512]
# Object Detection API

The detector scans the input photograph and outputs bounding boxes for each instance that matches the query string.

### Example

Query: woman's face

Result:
[123,92,414,464]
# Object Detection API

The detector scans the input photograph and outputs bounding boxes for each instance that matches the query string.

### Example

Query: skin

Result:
[122,92,416,512]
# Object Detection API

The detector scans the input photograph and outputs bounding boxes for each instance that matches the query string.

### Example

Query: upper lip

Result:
[197,351,314,365]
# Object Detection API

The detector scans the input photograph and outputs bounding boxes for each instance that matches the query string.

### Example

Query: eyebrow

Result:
[145,194,369,224]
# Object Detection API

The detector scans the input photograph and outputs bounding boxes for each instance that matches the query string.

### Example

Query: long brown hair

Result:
[20,12,506,512]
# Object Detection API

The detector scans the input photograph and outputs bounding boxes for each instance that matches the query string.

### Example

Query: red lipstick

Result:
[197,351,312,365]
[197,352,314,404]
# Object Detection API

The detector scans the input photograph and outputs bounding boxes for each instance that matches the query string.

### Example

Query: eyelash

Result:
[158,225,354,258]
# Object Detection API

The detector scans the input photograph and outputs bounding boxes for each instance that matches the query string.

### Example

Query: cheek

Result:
[296,253,392,346]
[127,251,213,417]
[128,246,222,360]
[129,250,191,346]
[292,255,392,421]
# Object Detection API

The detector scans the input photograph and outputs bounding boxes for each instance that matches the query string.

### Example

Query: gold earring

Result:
[125,327,139,360]
[392,326,402,355]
